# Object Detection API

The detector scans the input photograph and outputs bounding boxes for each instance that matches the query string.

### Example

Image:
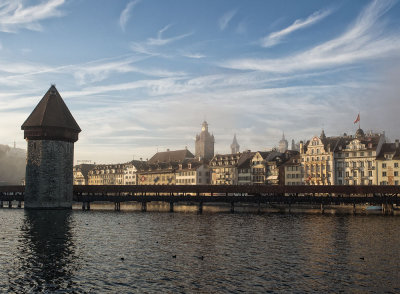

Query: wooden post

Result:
[141,202,147,212]
[169,202,174,213]
[230,202,234,213]
[198,201,203,214]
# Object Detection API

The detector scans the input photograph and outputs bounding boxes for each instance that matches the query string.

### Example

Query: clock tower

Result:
[195,121,214,161]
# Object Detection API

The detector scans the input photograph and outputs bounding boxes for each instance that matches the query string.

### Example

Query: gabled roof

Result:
[376,142,400,160]
[237,152,255,168]
[148,149,194,164]
[21,85,81,132]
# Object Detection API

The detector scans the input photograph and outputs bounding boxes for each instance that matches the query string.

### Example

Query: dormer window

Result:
[188,164,192,169]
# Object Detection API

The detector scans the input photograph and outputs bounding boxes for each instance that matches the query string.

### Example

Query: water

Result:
[1,209,400,293]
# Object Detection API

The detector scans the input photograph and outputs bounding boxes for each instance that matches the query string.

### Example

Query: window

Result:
[360,152,364,156]
[395,171,399,177]
[369,180,372,185]
[338,179,343,185]
[338,171,342,177]
[395,181,399,185]
[346,171,349,177]
[383,172,387,177]
[368,161,372,168]
[353,162,357,168]
[361,171,364,177]
[382,163,387,168]
[395,163,399,168]
[346,162,349,167]
[353,171,357,177]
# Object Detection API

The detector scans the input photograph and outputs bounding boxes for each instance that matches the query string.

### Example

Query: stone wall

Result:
[25,140,74,209]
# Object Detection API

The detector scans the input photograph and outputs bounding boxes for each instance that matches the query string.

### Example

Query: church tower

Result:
[230,134,240,154]
[195,121,214,161]
[21,85,81,209]
[278,132,288,153]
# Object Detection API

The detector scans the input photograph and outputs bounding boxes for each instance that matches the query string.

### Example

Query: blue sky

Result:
[1,0,400,163]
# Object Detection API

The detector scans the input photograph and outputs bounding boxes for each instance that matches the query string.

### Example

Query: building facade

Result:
[376,140,400,185]
[176,160,211,185]
[209,153,242,185]
[73,164,95,185]
[88,164,125,185]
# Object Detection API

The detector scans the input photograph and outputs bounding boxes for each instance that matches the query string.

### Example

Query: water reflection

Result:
[9,210,78,293]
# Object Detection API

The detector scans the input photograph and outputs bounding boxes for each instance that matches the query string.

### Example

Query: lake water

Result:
[0,208,399,293]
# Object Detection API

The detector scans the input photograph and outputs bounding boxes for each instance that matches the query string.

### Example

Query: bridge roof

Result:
[21,85,81,133]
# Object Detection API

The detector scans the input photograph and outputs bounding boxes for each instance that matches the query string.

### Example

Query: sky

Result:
[1,0,400,164]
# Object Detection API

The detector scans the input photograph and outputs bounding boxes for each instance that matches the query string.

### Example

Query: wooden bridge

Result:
[1,185,400,213]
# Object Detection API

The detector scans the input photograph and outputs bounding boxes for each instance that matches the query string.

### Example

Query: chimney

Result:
[300,141,304,154]
[396,139,399,149]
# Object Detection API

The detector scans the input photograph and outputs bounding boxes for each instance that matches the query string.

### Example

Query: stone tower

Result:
[230,134,240,154]
[195,121,214,161]
[278,132,288,153]
[21,85,81,209]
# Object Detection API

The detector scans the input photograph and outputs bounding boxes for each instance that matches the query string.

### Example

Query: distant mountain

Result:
[0,144,26,185]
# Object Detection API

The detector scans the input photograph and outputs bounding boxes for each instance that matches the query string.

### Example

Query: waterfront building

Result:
[88,164,125,185]
[237,151,255,185]
[73,164,95,185]
[334,129,384,185]
[280,154,303,185]
[251,151,285,185]
[209,153,242,185]
[230,134,240,154]
[376,140,400,185]
[21,85,81,209]
[136,162,177,185]
[123,160,146,185]
[195,121,215,161]
[300,130,336,185]
[278,133,288,153]
[176,159,211,185]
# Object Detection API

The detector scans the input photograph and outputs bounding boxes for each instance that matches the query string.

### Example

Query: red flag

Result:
[354,113,360,124]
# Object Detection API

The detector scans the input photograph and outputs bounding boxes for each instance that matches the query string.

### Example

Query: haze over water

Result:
[0,209,399,293]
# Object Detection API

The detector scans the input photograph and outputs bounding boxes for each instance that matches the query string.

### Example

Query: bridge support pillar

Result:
[141,202,147,212]
[198,202,203,214]
[8,201,12,208]
[320,203,324,214]
[230,202,234,213]
[115,202,121,211]
[18,201,22,208]
[169,202,174,213]
[0,201,3,208]
[353,203,356,215]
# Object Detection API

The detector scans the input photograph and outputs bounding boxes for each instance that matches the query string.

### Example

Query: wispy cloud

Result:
[182,52,206,59]
[260,9,332,48]
[219,9,237,31]
[130,24,193,55]
[224,0,400,72]
[0,0,65,33]
[119,0,140,31]
[147,24,192,46]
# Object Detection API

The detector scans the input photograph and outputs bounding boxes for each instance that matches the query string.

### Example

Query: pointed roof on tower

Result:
[21,85,81,142]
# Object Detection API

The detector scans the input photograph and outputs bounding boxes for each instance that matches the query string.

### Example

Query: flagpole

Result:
[358,112,360,129]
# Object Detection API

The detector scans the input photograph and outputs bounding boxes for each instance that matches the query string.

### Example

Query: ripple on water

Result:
[0,210,400,292]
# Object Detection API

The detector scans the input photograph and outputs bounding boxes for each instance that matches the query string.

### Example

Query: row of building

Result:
[73,121,400,186]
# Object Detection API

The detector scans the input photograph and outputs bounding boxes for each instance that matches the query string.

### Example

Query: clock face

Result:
[202,126,206,131]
